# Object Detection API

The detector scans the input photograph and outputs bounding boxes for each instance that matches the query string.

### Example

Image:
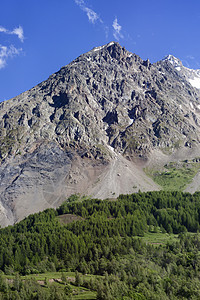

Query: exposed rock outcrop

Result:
[1,42,200,226]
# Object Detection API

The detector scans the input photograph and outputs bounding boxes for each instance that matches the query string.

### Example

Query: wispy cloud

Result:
[74,0,102,24]
[0,26,7,33]
[84,7,99,24]
[0,25,24,69]
[185,55,200,69]
[74,1,125,41]
[0,45,22,69]
[11,26,24,43]
[112,17,123,41]
[0,25,24,42]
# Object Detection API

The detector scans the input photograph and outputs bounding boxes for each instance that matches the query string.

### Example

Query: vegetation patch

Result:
[0,128,20,159]
[140,232,179,245]
[57,214,84,225]
[1,271,97,299]
[145,159,200,190]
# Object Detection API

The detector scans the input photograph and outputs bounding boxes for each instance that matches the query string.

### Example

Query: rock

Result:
[1,42,200,226]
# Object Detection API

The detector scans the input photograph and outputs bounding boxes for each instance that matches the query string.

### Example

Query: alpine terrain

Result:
[1,42,200,226]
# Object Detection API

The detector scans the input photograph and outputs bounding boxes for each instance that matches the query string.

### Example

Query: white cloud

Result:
[0,25,24,42]
[186,55,195,60]
[11,26,24,43]
[0,26,8,33]
[84,7,99,24]
[0,25,24,69]
[112,17,123,41]
[0,45,22,69]
[75,0,84,5]
[74,0,102,24]
[0,46,7,69]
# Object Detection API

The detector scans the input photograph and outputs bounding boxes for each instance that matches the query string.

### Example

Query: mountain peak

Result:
[67,41,142,71]
[1,43,200,226]
[92,41,120,52]
[90,41,128,60]
[163,54,183,69]
[162,54,200,89]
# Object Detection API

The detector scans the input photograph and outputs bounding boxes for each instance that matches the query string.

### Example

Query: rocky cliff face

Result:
[1,42,200,226]
[164,54,200,89]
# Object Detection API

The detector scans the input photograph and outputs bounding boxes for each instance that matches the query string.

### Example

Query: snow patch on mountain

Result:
[165,55,182,67]
[93,42,115,52]
[189,77,200,89]
[164,55,200,89]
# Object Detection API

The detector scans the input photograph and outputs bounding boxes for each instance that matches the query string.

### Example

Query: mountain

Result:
[1,41,200,226]
[164,54,200,89]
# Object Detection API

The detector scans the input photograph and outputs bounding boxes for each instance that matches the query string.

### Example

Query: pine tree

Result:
[75,270,82,287]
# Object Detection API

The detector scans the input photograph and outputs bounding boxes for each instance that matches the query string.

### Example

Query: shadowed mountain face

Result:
[1,41,200,226]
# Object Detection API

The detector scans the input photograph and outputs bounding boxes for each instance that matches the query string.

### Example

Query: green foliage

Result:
[0,191,200,298]
[145,160,200,191]
[64,283,73,296]
[75,270,83,287]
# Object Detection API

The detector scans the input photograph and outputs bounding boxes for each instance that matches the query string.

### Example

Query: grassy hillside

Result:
[145,159,200,191]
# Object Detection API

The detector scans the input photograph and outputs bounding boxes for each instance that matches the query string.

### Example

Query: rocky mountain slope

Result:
[1,41,200,226]
[164,54,200,89]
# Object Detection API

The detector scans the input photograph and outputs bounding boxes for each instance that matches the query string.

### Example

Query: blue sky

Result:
[1,0,200,101]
